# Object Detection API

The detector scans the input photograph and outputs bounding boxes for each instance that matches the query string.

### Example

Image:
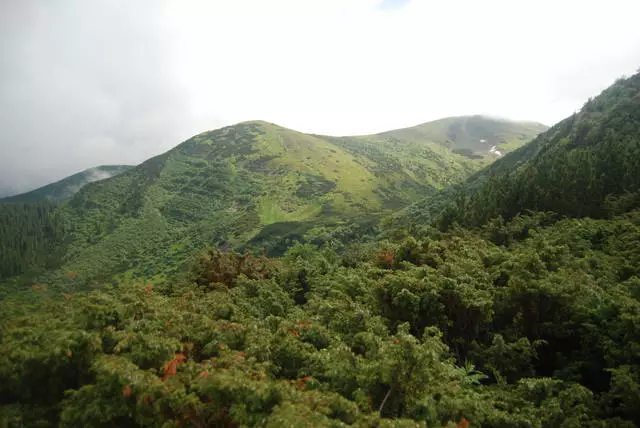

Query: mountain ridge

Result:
[376,115,548,157]
[0,115,543,283]
[0,165,133,204]
[1,116,545,208]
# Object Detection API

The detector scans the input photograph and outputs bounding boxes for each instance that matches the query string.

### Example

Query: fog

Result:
[1,0,639,196]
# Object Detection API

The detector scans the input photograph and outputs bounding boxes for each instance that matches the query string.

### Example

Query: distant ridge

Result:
[378,115,548,158]
[0,165,133,203]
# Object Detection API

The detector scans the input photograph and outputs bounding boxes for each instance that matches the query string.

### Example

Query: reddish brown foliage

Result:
[220,321,243,332]
[293,376,314,390]
[65,271,78,279]
[288,328,300,337]
[295,320,313,329]
[143,284,153,293]
[377,250,395,269]
[457,418,470,428]
[163,353,186,380]
[122,384,133,398]
[191,249,276,288]
[31,284,47,292]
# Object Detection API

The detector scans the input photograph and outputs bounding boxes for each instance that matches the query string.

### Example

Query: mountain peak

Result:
[377,115,548,158]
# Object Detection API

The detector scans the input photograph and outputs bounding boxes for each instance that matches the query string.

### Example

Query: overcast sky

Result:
[1,0,639,196]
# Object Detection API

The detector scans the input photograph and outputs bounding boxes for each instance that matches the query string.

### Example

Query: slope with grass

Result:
[379,115,547,158]
[35,117,542,284]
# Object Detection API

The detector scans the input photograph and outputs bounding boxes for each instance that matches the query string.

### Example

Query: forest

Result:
[2,213,640,427]
[1,72,640,427]
[0,201,65,279]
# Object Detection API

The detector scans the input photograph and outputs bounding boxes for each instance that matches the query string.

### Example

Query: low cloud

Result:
[378,0,411,11]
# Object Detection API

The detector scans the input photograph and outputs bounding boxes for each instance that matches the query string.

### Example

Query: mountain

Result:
[4,78,640,427]
[0,165,133,204]
[38,117,543,283]
[378,115,547,159]
[399,73,640,230]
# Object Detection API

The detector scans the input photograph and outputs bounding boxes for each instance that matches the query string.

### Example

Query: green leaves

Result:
[4,210,640,426]
[0,201,66,281]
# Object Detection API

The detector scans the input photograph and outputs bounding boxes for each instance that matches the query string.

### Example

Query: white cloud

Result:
[162,0,640,135]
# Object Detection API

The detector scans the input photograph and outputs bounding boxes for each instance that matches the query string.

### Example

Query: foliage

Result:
[189,248,276,288]
[426,73,640,228]
[3,212,640,426]
[4,73,640,426]
[0,201,66,280]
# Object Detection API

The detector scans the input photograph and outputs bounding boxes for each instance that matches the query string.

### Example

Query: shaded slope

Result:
[0,165,133,203]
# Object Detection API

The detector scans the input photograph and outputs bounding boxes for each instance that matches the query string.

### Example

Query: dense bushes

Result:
[2,212,640,426]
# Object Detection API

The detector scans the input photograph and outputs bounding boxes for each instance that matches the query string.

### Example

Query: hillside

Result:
[3,75,640,427]
[398,73,640,230]
[0,201,65,279]
[3,212,640,427]
[23,117,541,284]
[378,115,547,159]
[0,165,133,203]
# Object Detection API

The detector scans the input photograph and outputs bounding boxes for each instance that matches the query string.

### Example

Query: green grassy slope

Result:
[325,116,546,207]
[9,117,543,285]
[0,165,133,203]
[378,115,547,158]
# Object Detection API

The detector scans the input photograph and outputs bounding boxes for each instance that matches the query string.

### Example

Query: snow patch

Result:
[489,145,503,156]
